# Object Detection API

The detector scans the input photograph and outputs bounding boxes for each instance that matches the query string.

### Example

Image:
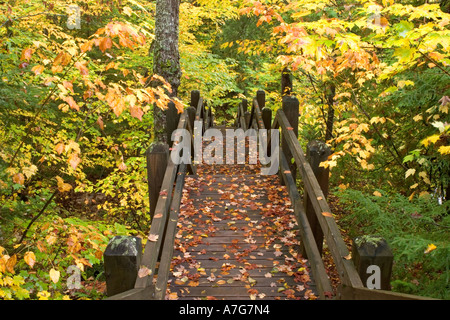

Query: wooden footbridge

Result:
[104,86,432,300]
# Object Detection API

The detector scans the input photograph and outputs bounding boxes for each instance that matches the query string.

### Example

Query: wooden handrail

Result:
[134,111,190,290]
[154,162,187,299]
[279,151,334,299]
[108,91,207,300]
[275,109,364,289]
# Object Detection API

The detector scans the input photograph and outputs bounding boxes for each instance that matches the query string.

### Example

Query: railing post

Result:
[281,67,293,96]
[191,90,200,109]
[280,95,299,184]
[256,90,265,109]
[166,101,180,147]
[352,236,394,291]
[261,107,271,130]
[301,140,331,257]
[147,144,169,220]
[262,107,272,156]
[104,236,142,297]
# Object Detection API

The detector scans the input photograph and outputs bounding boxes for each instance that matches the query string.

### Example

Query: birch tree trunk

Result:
[152,0,181,145]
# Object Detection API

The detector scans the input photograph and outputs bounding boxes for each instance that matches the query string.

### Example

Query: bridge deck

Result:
[164,127,318,300]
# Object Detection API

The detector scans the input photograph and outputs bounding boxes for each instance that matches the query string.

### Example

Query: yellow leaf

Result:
[123,6,133,16]
[424,243,437,254]
[24,251,36,268]
[421,134,440,147]
[37,291,51,300]
[23,165,38,179]
[49,268,60,283]
[405,168,416,179]
[56,176,72,193]
[438,145,450,155]
[373,191,382,197]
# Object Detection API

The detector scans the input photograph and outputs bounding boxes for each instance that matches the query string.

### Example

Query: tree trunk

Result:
[152,0,181,145]
[325,82,335,141]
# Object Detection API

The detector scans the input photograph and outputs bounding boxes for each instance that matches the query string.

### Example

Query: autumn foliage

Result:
[0,0,449,300]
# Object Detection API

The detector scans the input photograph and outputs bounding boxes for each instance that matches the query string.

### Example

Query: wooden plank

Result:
[154,163,187,299]
[279,151,333,299]
[276,109,363,289]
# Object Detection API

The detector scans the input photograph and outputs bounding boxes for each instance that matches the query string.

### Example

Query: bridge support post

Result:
[301,140,331,257]
[166,101,180,148]
[147,144,169,220]
[104,236,142,297]
[280,96,299,185]
[352,236,393,291]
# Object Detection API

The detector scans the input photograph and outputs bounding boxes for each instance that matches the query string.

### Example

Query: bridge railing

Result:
[105,91,207,300]
[237,85,434,300]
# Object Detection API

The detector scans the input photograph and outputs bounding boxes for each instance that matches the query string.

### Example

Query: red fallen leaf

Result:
[286,127,294,130]
[159,190,168,196]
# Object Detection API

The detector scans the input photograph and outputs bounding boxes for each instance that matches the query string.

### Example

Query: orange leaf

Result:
[21,48,33,61]
[12,173,25,185]
[99,37,113,53]
[68,153,81,170]
[24,251,36,268]
[31,65,44,75]
[322,211,333,218]
[97,116,104,130]
[105,61,116,71]
[62,81,74,93]
[55,142,65,155]
[64,96,80,111]
[75,61,89,75]
[130,105,144,121]
[80,40,93,53]
[56,176,72,193]
[6,254,17,273]
[286,127,294,130]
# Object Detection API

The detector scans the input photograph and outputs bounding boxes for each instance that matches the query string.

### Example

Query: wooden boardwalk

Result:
[165,127,317,300]
[104,89,430,301]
